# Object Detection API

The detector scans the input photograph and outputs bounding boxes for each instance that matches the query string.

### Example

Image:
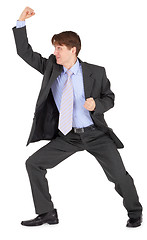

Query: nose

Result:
[54,48,58,56]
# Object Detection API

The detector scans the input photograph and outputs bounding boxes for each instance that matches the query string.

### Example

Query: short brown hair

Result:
[51,31,81,56]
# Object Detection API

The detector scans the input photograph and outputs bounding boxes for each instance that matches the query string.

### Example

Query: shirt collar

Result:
[63,59,80,75]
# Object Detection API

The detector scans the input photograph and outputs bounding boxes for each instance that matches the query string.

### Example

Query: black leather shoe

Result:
[126,215,142,228]
[21,209,59,226]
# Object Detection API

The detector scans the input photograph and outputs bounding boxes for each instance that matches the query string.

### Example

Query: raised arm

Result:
[12,7,47,74]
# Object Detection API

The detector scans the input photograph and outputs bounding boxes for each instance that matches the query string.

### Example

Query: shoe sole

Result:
[126,223,141,228]
[21,219,59,226]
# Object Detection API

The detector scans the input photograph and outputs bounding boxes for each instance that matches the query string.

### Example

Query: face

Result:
[53,44,77,67]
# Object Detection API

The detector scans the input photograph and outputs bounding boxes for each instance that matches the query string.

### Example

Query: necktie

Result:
[58,70,73,135]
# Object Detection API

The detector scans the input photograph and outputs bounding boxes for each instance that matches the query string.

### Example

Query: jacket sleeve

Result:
[12,26,47,74]
[94,67,115,115]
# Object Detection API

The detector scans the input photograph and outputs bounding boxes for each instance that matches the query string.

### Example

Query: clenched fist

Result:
[84,97,96,111]
[18,7,35,21]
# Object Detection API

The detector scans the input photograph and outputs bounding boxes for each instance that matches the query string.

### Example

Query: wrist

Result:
[18,18,25,21]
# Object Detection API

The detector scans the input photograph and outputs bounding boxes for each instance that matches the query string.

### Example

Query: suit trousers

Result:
[26,126,142,218]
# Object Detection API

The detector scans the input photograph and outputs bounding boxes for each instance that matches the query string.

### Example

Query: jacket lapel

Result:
[48,63,63,90]
[80,60,95,99]
[36,62,63,110]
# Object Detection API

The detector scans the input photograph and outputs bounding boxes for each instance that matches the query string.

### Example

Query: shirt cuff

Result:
[16,20,26,28]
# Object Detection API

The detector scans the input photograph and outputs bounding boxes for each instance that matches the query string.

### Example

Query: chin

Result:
[56,58,62,65]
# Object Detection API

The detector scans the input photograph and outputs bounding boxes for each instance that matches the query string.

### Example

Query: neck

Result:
[63,57,77,70]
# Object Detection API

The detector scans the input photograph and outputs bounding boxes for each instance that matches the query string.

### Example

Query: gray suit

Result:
[13,26,123,148]
[12,26,142,218]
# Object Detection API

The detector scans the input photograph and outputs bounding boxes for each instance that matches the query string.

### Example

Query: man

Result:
[12,7,142,227]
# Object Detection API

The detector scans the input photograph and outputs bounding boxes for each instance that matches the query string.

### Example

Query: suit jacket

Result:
[12,26,124,149]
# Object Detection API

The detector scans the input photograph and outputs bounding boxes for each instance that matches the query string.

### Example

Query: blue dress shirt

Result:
[16,20,94,128]
[51,59,94,128]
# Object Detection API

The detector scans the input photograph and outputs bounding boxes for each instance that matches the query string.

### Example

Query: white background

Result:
[0,0,147,239]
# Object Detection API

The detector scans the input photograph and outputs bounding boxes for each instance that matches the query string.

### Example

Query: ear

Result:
[71,47,76,55]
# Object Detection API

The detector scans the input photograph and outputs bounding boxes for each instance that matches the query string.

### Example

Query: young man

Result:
[12,7,142,227]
